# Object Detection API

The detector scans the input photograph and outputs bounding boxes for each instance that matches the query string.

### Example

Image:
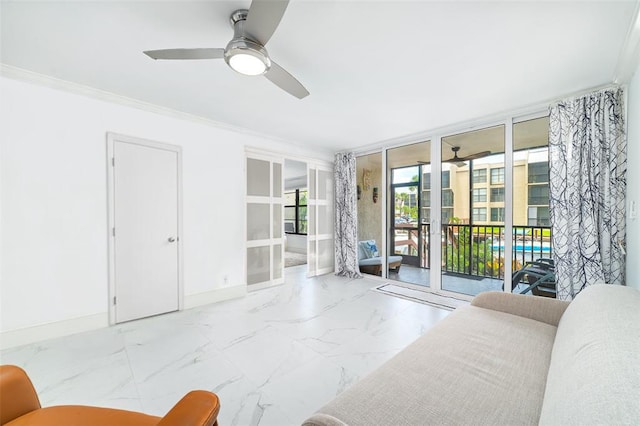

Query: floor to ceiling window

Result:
[439,125,506,296]
[355,112,553,299]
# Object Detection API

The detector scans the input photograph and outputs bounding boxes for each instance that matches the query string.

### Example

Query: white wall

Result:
[0,75,331,340]
[627,64,640,291]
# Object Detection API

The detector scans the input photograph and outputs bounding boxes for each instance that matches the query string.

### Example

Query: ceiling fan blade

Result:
[264,61,309,99]
[143,48,225,60]
[245,0,289,45]
[460,151,491,161]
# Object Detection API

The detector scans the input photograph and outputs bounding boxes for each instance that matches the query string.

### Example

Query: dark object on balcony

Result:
[511,258,556,298]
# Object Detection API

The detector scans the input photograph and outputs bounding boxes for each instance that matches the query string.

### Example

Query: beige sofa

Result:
[303,285,640,425]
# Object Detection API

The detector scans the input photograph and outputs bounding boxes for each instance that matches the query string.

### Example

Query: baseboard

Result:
[0,313,109,350]
[183,285,246,309]
[0,287,247,350]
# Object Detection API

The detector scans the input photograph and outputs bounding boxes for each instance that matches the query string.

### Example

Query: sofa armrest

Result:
[471,291,570,326]
[302,413,349,426]
[157,390,220,426]
[0,365,42,424]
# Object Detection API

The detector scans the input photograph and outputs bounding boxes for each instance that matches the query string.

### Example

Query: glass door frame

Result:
[429,119,513,299]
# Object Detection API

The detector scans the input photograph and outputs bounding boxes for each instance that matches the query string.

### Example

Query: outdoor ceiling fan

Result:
[444,146,491,167]
[416,147,491,167]
[143,0,309,99]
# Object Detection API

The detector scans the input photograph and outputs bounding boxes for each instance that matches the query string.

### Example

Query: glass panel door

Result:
[440,125,505,297]
[246,153,284,290]
[307,163,334,276]
[386,141,430,286]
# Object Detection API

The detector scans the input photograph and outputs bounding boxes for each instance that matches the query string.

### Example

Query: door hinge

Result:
[112,157,115,167]
[113,296,116,305]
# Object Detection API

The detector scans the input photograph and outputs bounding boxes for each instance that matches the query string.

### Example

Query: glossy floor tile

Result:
[0,266,451,426]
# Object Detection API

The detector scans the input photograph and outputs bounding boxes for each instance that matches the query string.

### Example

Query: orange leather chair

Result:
[0,365,220,426]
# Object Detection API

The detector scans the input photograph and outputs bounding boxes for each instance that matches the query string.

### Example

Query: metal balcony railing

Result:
[393,224,552,280]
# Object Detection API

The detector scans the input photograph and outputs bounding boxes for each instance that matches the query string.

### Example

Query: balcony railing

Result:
[393,224,552,280]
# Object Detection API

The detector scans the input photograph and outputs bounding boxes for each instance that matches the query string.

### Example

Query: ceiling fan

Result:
[416,146,491,167]
[444,146,491,167]
[143,0,309,99]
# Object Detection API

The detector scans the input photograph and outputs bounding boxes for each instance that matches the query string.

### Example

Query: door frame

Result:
[106,132,184,325]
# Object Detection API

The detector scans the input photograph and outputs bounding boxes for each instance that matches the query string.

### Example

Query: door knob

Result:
[168,236,176,243]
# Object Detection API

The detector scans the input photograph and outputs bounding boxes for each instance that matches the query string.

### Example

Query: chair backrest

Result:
[0,365,41,425]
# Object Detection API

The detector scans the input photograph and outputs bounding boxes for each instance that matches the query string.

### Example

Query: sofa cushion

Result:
[358,255,403,267]
[304,304,558,426]
[539,284,640,425]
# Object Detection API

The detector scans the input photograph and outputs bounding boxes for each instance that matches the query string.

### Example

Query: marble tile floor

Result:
[390,265,505,297]
[0,265,451,426]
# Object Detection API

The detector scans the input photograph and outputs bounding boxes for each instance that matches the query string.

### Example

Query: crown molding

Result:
[0,64,325,151]
[614,1,640,84]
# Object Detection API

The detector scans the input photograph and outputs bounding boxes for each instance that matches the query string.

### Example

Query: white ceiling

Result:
[1,1,638,153]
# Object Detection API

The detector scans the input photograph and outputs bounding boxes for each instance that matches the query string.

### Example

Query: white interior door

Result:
[109,135,181,323]
[246,151,284,290]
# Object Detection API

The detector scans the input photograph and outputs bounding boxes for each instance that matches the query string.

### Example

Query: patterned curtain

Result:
[549,87,627,300]
[334,152,362,278]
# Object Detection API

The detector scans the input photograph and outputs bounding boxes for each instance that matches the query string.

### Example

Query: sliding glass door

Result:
[385,141,431,286]
[439,125,506,297]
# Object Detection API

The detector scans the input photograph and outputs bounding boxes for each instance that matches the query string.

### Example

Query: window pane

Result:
[528,162,549,183]
[422,173,431,190]
[528,185,549,205]
[422,190,431,207]
[273,163,282,198]
[491,207,505,222]
[442,190,454,207]
[442,171,451,189]
[298,206,308,234]
[284,207,296,220]
[392,165,419,184]
[472,188,487,203]
[423,172,450,189]
[490,187,505,202]
[247,158,271,196]
[472,169,487,183]
[299,190,308,205]
[284,191,296,205]
[490,167,505,184]
[472,207,487,222]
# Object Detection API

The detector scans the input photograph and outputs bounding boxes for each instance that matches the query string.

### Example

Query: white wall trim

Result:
[183,285,247,309]
[0,313,108,350]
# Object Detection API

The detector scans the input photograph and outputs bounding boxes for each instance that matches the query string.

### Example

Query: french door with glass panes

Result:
[307,163,335,276]
[245,150,284,290]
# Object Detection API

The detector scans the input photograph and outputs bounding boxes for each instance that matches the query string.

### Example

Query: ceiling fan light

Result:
[224,39,271,76]
[229,53,267,76]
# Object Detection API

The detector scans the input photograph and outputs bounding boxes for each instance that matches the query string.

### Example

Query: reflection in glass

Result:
[512,117,554,298]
